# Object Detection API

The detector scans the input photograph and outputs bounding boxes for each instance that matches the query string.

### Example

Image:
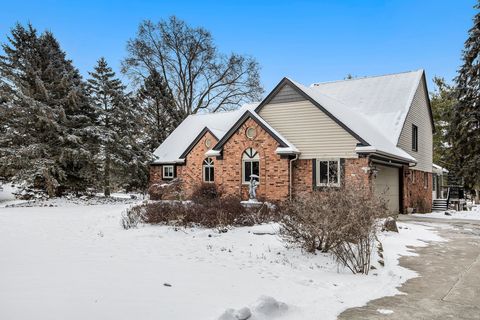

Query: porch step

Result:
[432,199,448,211]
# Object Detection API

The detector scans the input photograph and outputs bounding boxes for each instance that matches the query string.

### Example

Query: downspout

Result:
[289,154,299,201]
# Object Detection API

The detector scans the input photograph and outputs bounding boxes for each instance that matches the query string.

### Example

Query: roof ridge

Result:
[311,69,424,87]
[189,102,260,117]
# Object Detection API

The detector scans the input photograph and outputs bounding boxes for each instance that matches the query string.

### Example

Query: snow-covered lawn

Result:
[413,206,480,221]
[0,202,443,320]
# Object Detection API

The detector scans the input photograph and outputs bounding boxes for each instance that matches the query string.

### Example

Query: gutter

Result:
[289,154,299,201]
[150,159,186,165]
[355,146,416,165]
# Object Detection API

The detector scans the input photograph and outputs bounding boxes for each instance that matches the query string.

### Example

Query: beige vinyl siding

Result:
[259,100,359,159]
[269,84,306,104]
[397,78,433,172]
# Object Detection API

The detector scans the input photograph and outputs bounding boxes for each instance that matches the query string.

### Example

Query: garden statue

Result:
[248,174,259,200]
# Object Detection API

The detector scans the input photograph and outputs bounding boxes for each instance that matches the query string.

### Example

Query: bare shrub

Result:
[190,183,222,204]
[148,178,183,200]
[124,184,280,229]
[280,183,388,274]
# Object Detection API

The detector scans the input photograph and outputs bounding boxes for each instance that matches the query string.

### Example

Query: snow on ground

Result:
[0,183,142,208]
[0,201,443,320]
[413,205,480,221]
[0,183,26,207]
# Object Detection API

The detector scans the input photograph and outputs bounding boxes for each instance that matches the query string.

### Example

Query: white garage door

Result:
[373,164,400,214]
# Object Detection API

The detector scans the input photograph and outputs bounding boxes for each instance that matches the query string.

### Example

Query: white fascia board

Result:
[355,146,417,164]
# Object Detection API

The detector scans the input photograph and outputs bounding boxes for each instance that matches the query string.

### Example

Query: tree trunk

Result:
[104,146,111,197]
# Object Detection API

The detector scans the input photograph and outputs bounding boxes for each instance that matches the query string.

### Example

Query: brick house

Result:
[150,70,434,213]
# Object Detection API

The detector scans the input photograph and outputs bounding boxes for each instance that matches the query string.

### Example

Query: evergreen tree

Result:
[137,70,181,152]
[0,24,97,195]
[451,1,480,191]
[87,58,150,195]
[430,77,455,167]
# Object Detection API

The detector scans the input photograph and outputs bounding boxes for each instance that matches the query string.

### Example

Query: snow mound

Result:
[254,296,289,316]
[218,296,289,320]
[377,308,394,315]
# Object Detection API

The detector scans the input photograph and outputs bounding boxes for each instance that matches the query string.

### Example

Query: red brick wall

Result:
[149,119,290,201]
[216,118,290,201]
[291,157,372,198]
[179,131,218,197]
[344,157,372,190]
[149,165,164,186]
[292,159,313,198]
[403,168,432,213]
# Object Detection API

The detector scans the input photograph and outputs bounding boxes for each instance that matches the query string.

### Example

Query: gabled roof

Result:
[310,69,426,145]
[153,70,428,165]
[152,105,255,164]
[255,76,418,163]
[152,103,296,164]
[211,109,298,154]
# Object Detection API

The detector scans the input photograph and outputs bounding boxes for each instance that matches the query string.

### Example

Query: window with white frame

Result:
[242,148,260,184]
[203,158,215,183]
[316,159,340,187]
[163,165,174,179]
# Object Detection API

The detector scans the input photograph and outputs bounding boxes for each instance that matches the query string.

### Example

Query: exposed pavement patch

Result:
[338,216,480,320]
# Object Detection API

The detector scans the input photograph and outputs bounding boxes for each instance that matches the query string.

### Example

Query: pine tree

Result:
[0,24,97,195]
[137,70,181,152]
[87,58,151,195]
[430,77,455,166]
[451,1,480,192]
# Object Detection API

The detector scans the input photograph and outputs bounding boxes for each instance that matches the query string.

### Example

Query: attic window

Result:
[205,138,212,148]
[246,127,256,139]
[412,124,418,151]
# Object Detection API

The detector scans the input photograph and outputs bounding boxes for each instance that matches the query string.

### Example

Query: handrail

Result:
[446,187,451,209]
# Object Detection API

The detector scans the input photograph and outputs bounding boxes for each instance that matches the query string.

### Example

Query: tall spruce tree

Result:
[0,24,97,195]
[87,58,150,195]
[451,1,480,194]
[430,77,455,167]
[137,70,180,152]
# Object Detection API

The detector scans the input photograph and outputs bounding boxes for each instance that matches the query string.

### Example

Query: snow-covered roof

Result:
[310,70,424,145]
[433,163,449,174]
[154,70,425,164]
[286,78,417,162]
[152,104,256,164]
[153,102,299,164]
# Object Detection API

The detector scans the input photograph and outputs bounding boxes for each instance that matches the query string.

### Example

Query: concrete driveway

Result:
[339,215,480,320]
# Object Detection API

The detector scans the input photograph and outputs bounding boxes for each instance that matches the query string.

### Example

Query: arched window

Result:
[203,158,214,183]
[242,148,260,184]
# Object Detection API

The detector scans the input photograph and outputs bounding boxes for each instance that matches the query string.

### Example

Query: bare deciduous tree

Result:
[122,16,264,116]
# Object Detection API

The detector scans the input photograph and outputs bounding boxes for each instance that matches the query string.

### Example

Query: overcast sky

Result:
[0,0,476,93]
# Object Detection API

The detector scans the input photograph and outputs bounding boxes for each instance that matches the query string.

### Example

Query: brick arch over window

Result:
[217,118,290,201]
